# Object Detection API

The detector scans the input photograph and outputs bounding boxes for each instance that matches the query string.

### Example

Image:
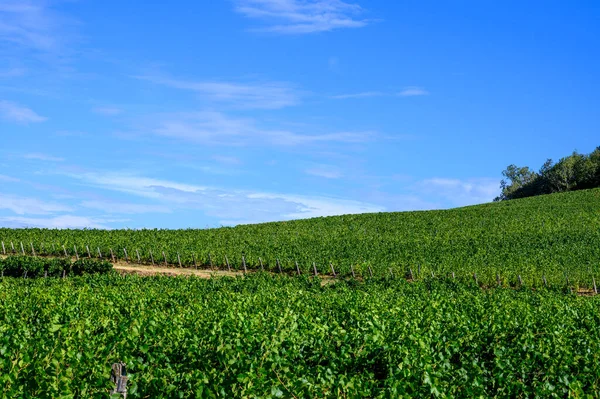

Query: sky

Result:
[0,0,598,229]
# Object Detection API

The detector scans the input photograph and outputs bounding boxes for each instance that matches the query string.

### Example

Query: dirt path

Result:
[114,264,244,278]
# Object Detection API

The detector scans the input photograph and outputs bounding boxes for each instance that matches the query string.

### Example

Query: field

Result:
[2,274,600,398]
[2,189,600,397]
[1,188,600,287]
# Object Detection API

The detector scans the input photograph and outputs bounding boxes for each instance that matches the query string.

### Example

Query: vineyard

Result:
[2,189,600,397]
[1,188,600,287]
[1,274,599,398]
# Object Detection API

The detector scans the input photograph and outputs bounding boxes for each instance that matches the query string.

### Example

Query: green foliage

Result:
[1,189,600,287]
[0,274,599,397]
[0,256,112,277]
[497,146,600,200]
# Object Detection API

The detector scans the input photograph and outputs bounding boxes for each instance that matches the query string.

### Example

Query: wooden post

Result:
[1,241,4,255]
[97,247,102,258]
[110,362,128,398]
[350,264,356,278]
[122,248,128,263]
[388,268,393,278]
[452,272,455,279]
[86,245,91,258]
[110,248,115,263]
[242,255,247,274]
[136,249,141,264]
[162,251,167,266]
[409,268,414,280]
[30,242,36,257]
[208,253,213,269]
[20,241,25,255]
[276,258,282,273]
[149,250,154,266]
[74,245,79,261]
[63,245,67,257]
[177,252,182,268]
[418,264,421,277]
[473,272,478,286]
[330,263,336,277]
[62,269,66,278]
[368,266,373,278]
[10,241,15,253]
[431,271,435,278]
[518,275,523,286]
[294,260,301,276]
[313,262,318,276]
[593,277,598,294]
[192,253,197,269]
[259,257,264,271]
[225,255,231,272]
[543,275,547,287]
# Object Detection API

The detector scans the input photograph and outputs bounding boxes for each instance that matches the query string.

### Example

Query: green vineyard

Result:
[1,274,599,398]
[1,188,599,286]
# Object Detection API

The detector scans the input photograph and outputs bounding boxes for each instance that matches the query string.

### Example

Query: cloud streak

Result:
[398,87,429,97]
[136,75,300,109]
[64,169,384,225]
[234,0,370,34]
[0,100,46,123]
[148,110,373,147]
[24,153,64,162]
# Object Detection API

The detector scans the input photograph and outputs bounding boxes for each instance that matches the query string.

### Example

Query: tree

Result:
[495,165,538,201]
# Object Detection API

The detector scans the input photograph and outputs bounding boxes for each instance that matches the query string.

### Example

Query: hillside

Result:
[1,188,600,285]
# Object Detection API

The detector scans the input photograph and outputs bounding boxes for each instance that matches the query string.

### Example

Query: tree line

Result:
[495,146,600,201]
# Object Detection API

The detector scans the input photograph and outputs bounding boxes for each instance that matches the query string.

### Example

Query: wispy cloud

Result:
[416,177,498,207]
[80,200,172,214]
[0,193,72,215]
[0,174,19,182]
[330,91,383,99]
[398,86,429,97]
[64,169,384,225]
[92,106,123,116]
[23,153,64,162]
[212,155,242,165]
[135,75,300,109]
[0,215,115,229]
[235,0,370,34]
[149,110,373,147]
[0,100,46,123]
[0,1,75,56]
[305,164,343,179]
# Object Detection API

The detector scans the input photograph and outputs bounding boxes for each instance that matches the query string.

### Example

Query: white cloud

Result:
[0,2,59,51]
[0,174,19,182]
[0,100,46,123]
[398,87,429,97]
[80,200,171,214]
[330,91,383,99]
[0,215,114,229]
[212,155,242,165]
[0,193,72,215]
[135,75,300,109]
[305,165,343,179]
[235,0,370,34]
[23,153,64,162]
[416,177,499,207]
[92,106,123,116]
[149,110,373,146]
[64,170,384,225]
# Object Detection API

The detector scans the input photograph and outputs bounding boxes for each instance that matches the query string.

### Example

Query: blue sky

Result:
[0,0,598,229]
